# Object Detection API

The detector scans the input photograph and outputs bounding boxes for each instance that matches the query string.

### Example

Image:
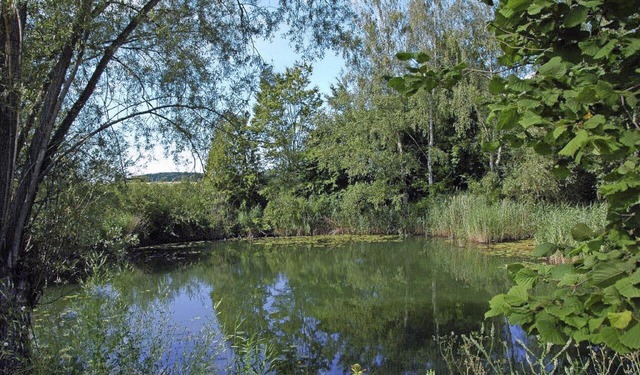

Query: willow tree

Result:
[0,0,352,370]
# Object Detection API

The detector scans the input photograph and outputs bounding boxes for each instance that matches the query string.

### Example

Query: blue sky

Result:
[130,36,345,175]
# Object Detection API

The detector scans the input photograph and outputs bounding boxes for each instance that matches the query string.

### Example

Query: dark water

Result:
[37,237,529,374]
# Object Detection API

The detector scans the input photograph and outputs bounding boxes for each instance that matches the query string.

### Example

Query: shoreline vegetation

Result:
[92,180,606,251]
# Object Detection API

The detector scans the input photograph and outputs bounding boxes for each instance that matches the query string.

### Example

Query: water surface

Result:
[39,237,525,373]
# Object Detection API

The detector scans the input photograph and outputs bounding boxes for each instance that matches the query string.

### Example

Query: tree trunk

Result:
[0,3,32,372]
[427,93,434,187]
[0,280,34,374]
[0,2,161,372]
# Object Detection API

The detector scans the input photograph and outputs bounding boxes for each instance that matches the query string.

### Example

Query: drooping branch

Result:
[49,103,224,170]
[45,0,161,171]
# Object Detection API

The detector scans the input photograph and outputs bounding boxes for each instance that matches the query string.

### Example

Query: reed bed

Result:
[426,194,536,243]
[425,194,606,245]
[533,203,607,247]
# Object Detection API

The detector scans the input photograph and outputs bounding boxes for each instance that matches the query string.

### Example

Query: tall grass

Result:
[434,324,640,374]
[533,203,607,247]
[426,195,536,243]
[425,194,607,245]
[30,266,287,374]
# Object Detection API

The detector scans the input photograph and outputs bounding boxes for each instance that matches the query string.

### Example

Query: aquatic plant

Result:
[435,324,640,375]
[31,268,227,374]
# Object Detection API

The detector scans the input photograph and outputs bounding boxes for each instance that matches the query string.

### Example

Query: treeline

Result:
[180,1,599,238]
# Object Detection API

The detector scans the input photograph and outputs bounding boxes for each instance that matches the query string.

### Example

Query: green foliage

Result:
[134,172,203,183]
[119,181,233,244]
[205,112,262,208]
[481,0,640,352]
[28,179,140,283]
[252,64,322,191]
[395,0,640,352]
[534,203,607,247]
[435,325,640,374]
[228,328,285,375]
[31,268,227,374]
[501,150,561,203]
[262,191,331,236]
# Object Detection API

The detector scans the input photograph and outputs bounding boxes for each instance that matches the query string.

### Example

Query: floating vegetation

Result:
[247,234,404,248]
[481,239,534,258]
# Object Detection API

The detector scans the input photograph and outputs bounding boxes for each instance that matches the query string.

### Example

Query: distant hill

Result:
[132,172,203,182]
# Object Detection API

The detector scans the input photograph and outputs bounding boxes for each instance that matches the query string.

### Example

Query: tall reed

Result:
[31,268,229,374]
[533,203,607,247]
[426,194,536,243]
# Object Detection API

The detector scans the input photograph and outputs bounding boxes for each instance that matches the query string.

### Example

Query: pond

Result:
[35,237,530,374]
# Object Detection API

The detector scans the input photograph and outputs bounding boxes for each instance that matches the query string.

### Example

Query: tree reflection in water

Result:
[40,238,528,373]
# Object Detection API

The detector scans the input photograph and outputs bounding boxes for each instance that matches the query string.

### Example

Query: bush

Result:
[119,181,234,244]
[331,182,407,234]
[501,151,560,203]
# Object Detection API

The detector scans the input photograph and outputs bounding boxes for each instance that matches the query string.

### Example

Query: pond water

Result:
[36,237,530,374]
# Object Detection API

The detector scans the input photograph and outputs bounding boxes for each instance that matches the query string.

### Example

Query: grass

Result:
[533,202,607,247]
[30,266,283,375]
[426,194,536,243]
[425,194,607,246]
[433,324,640,375]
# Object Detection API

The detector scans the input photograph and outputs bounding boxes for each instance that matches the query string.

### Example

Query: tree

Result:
[393,0,640,351]
[252,63,323,193]
[340,0,501,197]
[205,112,262,208]
[0,0,352,370]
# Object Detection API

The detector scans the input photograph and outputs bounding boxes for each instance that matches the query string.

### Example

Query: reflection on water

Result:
[39,237,530,373]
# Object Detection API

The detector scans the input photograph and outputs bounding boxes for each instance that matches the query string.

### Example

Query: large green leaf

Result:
[608,311,633,329]
[591,260,635,286]
[482,141,501,152]
[563,5,588,27]
[559,129,589,158]
[600,327,631,354]
[539,56,567,80]
[489,76,506,94]
[594,40,616,60]
[519,111,547,128]
[533,242,557,257]
[583,114,605,129]
[619,323,640,349]
[387,77,407,92]
[571,223,594,241]
[615,277,640,299]
[485,294,510,318]
[514,267,538,289]
[622,37,640,58]
[505,284,530,305]
[395,52,414,61]
[620,130,640,147]
[536,315,568,344]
